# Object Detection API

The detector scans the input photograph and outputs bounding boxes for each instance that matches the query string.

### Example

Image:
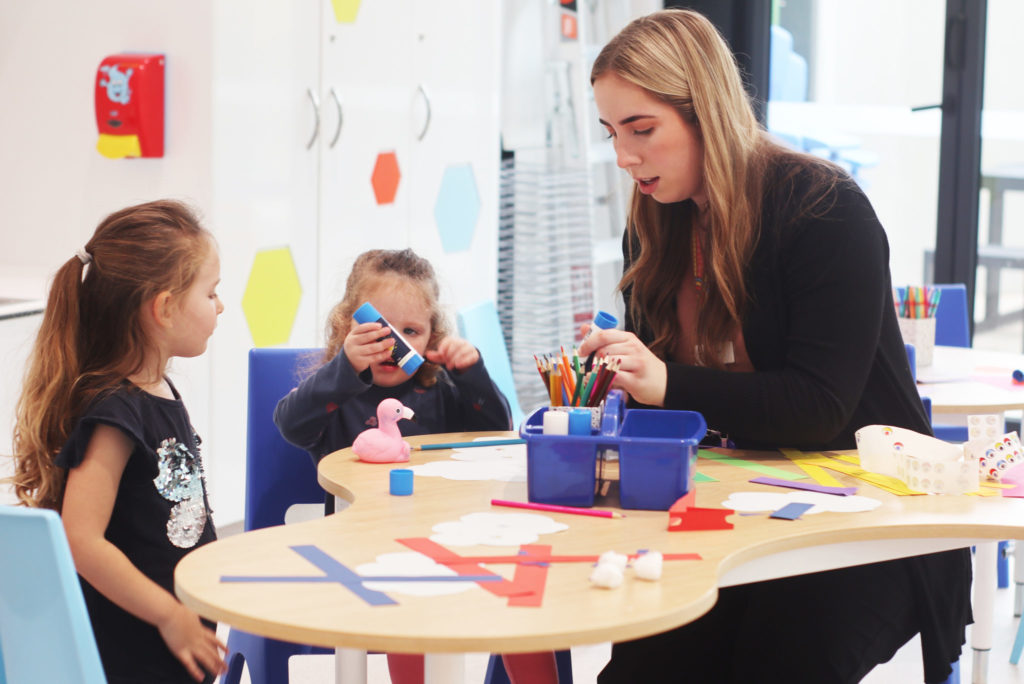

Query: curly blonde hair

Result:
[317,249,450,386]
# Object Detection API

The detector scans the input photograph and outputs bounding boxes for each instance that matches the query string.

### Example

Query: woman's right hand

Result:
[343,321,396,373]
[158,602,227,682]
[578,327,668,407]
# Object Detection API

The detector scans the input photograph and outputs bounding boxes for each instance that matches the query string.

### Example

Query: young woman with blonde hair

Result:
[579,9,969,683]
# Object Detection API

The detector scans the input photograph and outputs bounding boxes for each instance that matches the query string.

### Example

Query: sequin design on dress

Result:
[154,436,207,548]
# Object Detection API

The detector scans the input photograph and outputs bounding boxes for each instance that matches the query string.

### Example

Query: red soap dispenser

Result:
[95,53,165,158]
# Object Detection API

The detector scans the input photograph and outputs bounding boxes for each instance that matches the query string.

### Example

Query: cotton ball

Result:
[589,562,624,589]
[598,550,628,571]
[633,551,663,581]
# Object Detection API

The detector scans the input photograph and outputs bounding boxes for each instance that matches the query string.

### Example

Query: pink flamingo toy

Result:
[353,398,415,463]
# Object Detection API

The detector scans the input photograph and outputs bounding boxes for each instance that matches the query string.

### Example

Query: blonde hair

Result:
[10,200,213,509]
[592,9,838,367]
[319,249,449,386]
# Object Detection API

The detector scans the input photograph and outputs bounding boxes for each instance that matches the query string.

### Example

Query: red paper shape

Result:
[667,493,733,531]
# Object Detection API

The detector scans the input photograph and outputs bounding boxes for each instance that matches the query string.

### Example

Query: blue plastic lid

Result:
[353,301,381,324]
[593,311,618,330]
[402,353,424,375]
[390,468,414,496]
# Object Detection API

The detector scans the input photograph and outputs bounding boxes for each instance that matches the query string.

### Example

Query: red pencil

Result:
[491,498,625,518]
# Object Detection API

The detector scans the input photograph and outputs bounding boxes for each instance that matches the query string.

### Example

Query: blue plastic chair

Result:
[0,505,106,684]
[457,300,524,427]
[222,347,334,684]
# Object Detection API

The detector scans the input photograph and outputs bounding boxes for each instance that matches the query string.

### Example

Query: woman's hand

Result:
[343,321,395,372]
[426,336,480,372]
[158,602,228,682]
[578,327,667,406]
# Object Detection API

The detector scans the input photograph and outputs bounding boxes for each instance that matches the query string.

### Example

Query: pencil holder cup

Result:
[898,316,936,367]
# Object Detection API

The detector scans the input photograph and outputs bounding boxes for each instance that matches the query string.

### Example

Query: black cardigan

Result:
[625,160,932,450]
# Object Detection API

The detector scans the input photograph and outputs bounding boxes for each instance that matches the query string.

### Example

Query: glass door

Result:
[767,0,947,288]
[973,0,1024,352]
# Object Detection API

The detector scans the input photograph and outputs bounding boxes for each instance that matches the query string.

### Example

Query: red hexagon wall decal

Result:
[371,151,401,205]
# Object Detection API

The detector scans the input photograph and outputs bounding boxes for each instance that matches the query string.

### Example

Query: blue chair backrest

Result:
[0,505,106,683]
[245,348,326,532]
[457,300,524,427]
[896,284,970,348]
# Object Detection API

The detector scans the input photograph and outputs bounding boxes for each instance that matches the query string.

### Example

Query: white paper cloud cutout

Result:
[409,440,527,482]
[430,511,569,546]
[355,551,476,596]
[721,491,882,514]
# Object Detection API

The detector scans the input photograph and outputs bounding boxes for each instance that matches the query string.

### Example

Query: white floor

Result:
[217,553,1024,684]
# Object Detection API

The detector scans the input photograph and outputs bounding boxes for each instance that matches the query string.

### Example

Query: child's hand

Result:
[344,321,395,372]
[426,337,479,372]
[158,602,228,682]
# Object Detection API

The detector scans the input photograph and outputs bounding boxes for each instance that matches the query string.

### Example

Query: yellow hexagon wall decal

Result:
[242,247,302,347]
[330,0,361,23]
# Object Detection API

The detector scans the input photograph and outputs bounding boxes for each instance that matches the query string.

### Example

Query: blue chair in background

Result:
[0,505,106,684]
[222,347,334,684]
[458,300,525,428]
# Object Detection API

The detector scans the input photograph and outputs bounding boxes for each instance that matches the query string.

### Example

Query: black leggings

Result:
[598,552,968,684]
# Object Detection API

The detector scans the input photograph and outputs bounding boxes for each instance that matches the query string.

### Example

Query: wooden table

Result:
[175,432,1024,682]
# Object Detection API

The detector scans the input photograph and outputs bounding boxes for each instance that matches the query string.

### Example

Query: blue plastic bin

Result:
[521,391,706,511]
[616,409,706,510]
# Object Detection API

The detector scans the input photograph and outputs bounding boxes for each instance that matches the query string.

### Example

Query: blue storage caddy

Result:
[520,390,707,510]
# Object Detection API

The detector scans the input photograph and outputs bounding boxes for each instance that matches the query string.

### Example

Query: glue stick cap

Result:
[353,302,381,325]
[592,311,617,331]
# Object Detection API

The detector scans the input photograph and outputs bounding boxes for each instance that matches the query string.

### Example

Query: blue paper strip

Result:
[770,502,815,520]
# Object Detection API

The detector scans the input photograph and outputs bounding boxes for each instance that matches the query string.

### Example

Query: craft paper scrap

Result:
[855,424,978,494]
[722,491,882,515]
[801,455,922,496]
[356,552,476,596]
[749,476,857,496]
[770,502,815,520]
[430,512,568,547]
[699,450,806,481]
[410,443,526,482]
[694,472,717,483]
[779,448,845,487]
[667,491,733,531]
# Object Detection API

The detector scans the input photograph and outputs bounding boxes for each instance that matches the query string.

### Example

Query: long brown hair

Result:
[592,9,837,367]
[319,248,450,386]
[10,199,213,509]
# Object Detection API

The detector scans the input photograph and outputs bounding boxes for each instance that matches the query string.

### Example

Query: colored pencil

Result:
[416,439,526,450]
[491,499,624,518]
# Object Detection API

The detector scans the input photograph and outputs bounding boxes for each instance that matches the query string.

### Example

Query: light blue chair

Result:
[222,347,334,684]
[457,300,524,428]
[0,505,106,684]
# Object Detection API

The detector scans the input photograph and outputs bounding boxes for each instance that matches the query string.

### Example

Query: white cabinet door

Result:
[317,0,415,320]
[408,1,501,314]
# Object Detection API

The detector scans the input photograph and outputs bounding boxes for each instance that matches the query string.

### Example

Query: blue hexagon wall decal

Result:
[434,164,480,253]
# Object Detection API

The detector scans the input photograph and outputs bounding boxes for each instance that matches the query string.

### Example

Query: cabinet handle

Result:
[328,87,343,148]
[415,84,431,141]
[306,87,320,150]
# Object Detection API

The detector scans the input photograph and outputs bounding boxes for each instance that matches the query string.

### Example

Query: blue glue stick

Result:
[353,302,425,375]
[583,310,618,341]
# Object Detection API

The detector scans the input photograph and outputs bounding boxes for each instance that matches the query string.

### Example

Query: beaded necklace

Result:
[691,226,705,297]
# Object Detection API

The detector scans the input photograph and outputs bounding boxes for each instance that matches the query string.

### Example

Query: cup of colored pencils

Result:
[894,285,939,367]
[533,347,620,409]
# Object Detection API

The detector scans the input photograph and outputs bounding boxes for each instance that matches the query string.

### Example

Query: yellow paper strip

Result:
[802,456,924,496]
[980,481,1014,489]
[779,449,844,487]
